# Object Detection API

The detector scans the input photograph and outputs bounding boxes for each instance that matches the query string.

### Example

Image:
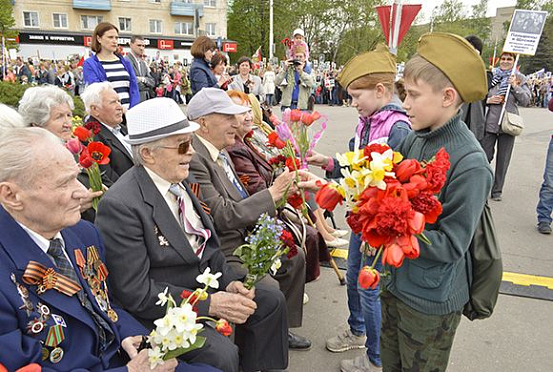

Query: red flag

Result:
[77,55,84,67]
[376,5,392,44]
[396,4,422,46]
[376,4,422,47]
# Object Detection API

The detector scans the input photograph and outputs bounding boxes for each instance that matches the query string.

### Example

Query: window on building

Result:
[81,15,103,30]
[151,0,161,3]
[205,23,216,36]
[174,0,191,2]
[150,19,162,34]
[23,11,39,28]
[119,17,132,32]
[52,13,67,29]
[175,22,194,35]
[204,0,216,7]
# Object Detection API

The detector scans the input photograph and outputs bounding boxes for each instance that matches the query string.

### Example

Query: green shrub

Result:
[0,81,85,117]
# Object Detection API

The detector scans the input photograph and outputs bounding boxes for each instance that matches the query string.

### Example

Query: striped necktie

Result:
[218,152,249,199]
[168,184,211,257]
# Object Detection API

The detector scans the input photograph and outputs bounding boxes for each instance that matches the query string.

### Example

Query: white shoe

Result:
[303,293,309,304]
[331,229,349,238]
[325,237,349,248]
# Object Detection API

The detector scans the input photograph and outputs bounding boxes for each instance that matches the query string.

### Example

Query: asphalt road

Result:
[285,104,553,372]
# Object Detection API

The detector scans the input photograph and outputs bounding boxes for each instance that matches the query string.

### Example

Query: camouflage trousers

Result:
[380,291,462,372]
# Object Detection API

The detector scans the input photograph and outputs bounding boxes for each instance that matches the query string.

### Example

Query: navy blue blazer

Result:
[0,207,149,370]
[190,58,218,96]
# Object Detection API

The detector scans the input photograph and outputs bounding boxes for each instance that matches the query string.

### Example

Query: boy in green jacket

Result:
[380,33,494,371]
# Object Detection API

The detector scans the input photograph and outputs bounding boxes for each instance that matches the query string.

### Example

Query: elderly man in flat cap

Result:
[187,88,311,350]
[0,127,216,372]
[95,97,289,372]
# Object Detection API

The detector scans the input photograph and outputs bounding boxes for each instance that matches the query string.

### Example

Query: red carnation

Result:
[287,191,309,209]
[364,196,414,247]
[410,191,443,224]
[363,143,390,161]
[403,174,428,199]
[215,319,233,337]
[280,230,295,249]
[73,126,92,142]
[358,266,380,289]
[285,157,300,172]
[84,121,102,135]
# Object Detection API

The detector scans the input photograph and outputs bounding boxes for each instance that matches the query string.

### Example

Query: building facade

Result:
[12,0,231,63]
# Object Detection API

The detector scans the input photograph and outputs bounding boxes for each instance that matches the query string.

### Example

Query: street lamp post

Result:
[269,0,274,60]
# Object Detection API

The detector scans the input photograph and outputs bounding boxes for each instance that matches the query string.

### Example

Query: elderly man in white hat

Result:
[187,88,311,351]
[95,97,290,372]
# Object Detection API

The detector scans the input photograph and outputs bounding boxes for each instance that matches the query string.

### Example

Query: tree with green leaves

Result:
[0,0,18,51]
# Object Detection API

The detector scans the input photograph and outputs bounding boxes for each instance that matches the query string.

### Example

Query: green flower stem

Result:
[370,246,384,269]
[417,232,432,245]
[86,163,103,211]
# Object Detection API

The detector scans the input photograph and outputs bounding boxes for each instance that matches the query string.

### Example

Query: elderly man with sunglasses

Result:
[95,97,289,372]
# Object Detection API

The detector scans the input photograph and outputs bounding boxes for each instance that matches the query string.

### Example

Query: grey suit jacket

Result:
[125,53,155,102]
[95,165,239,329]
[189,135,276,263]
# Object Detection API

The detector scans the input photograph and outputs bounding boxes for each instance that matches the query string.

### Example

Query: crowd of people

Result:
[0,18,551,372]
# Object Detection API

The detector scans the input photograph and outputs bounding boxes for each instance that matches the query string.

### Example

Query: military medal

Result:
[41,347,49,361]
[29,320,45,334]
[74,246,119,323]
[38,303,51,317]
[107,309,119,322]
[49,347,64,363]
[11,273,33,316]
[52,314,67,327]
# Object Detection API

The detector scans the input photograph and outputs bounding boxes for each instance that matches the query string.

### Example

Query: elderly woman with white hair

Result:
[0,104,25,137]
[18,85,103,219]
[18,85,75,141]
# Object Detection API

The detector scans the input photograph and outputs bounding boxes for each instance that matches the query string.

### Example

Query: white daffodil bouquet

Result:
[148,267,231,368]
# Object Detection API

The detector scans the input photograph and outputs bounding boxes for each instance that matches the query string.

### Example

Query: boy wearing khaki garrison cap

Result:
[379,33,493,371]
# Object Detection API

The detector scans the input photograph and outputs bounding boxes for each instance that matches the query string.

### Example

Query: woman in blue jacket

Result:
[190,36,229,96]
[83,22,139,109]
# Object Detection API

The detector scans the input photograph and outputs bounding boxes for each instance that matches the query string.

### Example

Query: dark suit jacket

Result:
[125,53,155,102]
[95,166,239,329]
[0,206,145,371]
[87,116,134,186]
[189,135,276,264]
[227,139,273,195]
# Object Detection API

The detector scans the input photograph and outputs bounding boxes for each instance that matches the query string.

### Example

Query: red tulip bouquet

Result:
[65,117,111,210]
[314,144,450,289]
[266,109,327,219]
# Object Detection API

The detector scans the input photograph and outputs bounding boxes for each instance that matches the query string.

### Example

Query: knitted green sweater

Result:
[382,113,493,315]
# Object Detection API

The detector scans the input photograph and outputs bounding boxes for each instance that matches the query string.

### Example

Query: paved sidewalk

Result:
[288,105,553,372]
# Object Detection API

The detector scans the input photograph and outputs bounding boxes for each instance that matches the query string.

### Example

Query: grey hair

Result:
[0,104,25,135]
[0,127,62,187]
[81,82,114,113]
[131,138,165,166]
[18,85,74,127]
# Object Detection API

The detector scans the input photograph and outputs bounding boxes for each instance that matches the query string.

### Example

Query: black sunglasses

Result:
[160,140,191,154]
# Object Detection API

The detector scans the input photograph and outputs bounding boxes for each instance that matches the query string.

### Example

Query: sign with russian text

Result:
[503,9,548,56]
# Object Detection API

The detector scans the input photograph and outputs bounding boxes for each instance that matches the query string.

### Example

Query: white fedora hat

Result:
[124,97,199,145]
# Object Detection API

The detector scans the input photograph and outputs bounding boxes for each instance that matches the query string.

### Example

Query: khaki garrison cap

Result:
[337,44,396,89]
[417,32,487,103]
